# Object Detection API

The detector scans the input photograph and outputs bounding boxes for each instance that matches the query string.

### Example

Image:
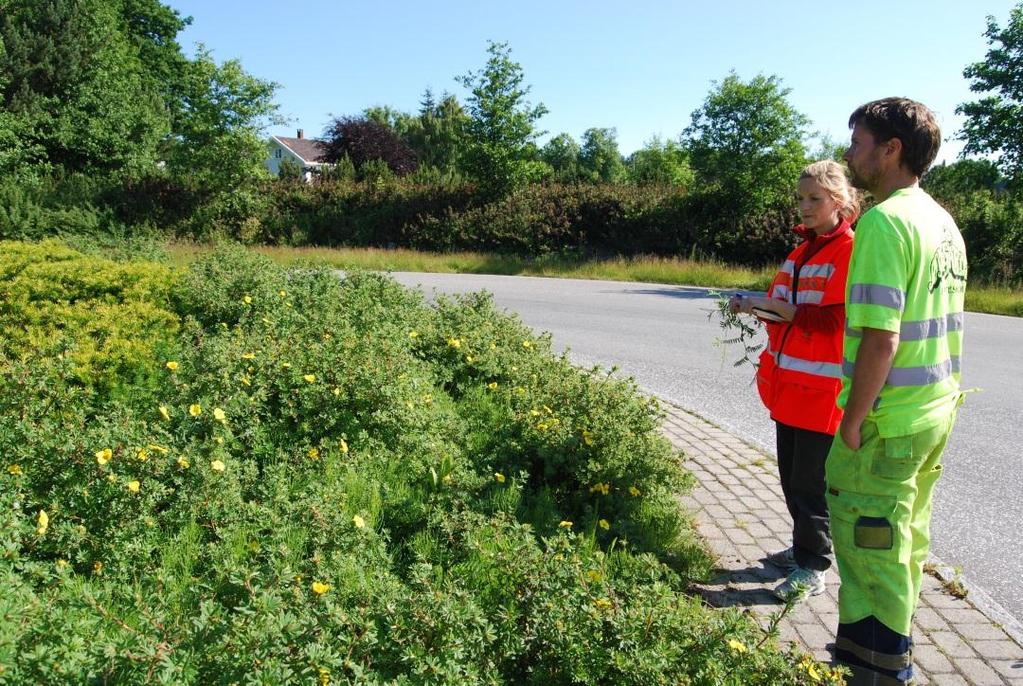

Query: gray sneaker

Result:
[773,567,826,601]
[764,546,798,572]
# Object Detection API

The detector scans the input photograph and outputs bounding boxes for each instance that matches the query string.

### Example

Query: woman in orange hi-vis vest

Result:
[729,160,859,601]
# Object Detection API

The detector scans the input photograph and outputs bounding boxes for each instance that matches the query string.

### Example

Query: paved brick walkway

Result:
[659,402,1023,685]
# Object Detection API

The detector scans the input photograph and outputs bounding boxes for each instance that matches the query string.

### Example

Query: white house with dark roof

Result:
[266,129,330,180]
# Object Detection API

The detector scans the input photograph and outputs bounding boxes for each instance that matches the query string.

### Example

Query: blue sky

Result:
[166,0,1018,164]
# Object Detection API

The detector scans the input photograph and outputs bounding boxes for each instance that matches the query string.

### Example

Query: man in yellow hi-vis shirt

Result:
[827,98,967,685]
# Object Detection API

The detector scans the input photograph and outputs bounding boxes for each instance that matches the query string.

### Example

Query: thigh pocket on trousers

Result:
[870,435,925,482]
[827,488,900,557]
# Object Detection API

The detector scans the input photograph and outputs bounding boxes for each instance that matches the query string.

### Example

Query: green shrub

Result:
[0,243,837,684]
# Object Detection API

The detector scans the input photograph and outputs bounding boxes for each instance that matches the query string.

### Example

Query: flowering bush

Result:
[0,242,838,684]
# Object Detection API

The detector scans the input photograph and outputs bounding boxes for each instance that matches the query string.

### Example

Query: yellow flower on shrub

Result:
[189,403,202,417]
[522,340,534,349]
[210,459,226,473]
[148,444,167,454]
[241,375,251,386]
[586,570,603,583]
[95,448,112,466]
[177,457,190,469]
[213,407,226,423]
[582,429,594,446]
[599,519,610,531]
[279,290,287,298]
[408,331,418,339]
[136,448,148,462]
[353,515,365,529]
[593,598,612,611]
[158,405,171,421]
[303,374,316,383]
[465,355,474,363]
[558,520,573,529]
[127,480,140,493]
[107,473,118,483]
[339,439,349,455]
[589,482,610,496]
[7,464,22,475]
[487,381,498,390]
[494,472,505,483]
[629,486,641,497]
[728,639,747,654]
[242,352,256,360]
[311,581,330,595]
[243,295,252,304]
[447,337,461,349]
[308,447,320,460]
[318,667,331,686]
[93,561,103,575]
[166,361,178,372]
[36,510,49,535]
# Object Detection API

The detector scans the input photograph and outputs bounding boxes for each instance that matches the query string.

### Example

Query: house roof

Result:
[274,136,328,164]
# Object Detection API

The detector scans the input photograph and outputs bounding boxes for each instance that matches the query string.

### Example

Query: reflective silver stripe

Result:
[779,260,795,276]
[900,313,966,341]
[846,313,965,341]
[771,285,791,301]
[887,361,952,386]
[843,358,956,386]
[800,263,836,279]
[948,312,965,332]
[777,354,843,379]
[796,290,824,305]
[849,284,905,310]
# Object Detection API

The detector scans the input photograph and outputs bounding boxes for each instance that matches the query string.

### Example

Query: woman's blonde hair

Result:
[800,159,861,221]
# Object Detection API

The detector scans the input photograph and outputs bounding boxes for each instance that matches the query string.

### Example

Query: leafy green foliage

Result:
[579,127,626,183]
[0,241,829,683]
[683,72,809,214]
[541,133,583,182]
[627,136,695,187]
[957,3,1023,184]
[457,41,549,198]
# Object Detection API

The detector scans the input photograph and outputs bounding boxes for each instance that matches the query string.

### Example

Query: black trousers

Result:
[775,421,833,571]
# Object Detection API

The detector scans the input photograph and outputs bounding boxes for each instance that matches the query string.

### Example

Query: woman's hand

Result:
[728,295,752,315]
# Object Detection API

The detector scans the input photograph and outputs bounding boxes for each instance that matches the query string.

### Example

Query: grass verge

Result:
[165,242,1023,317]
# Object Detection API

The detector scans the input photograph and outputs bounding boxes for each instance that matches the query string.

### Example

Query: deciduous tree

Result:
[456,41,548,197]
[579,127,626,183]
[321,116,418,176]
[957,3,1023,184]
[683,72,808,213]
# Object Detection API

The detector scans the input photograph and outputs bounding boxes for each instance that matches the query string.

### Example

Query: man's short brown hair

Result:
[848,98,941,178]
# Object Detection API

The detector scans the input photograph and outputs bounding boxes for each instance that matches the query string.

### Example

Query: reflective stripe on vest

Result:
[842,355,961,386]
[844,312,964,341]
[800,263,836,280]
[796,289,824,305]
[849,283,905,311]
[772,285,792,301]
[769,350,843,379]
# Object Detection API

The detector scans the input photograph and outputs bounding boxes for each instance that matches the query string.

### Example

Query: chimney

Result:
[297,129,304,139]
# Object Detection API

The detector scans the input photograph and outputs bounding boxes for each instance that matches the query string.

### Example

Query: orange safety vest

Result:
[756,220,854,435]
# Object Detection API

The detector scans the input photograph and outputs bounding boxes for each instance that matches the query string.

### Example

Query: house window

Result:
[275,149,282,159]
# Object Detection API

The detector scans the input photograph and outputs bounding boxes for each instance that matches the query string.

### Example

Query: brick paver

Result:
[660,402,1023,685]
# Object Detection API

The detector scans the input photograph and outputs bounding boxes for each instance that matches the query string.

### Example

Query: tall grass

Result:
[166,243,778,291]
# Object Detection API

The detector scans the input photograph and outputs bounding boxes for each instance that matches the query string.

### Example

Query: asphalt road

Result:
[385,271,1023,626]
